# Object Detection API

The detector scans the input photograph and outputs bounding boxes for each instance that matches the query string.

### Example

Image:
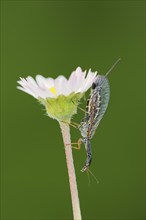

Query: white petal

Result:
[54,75,68,95]
[75,71,87,92]
[80,69,97,92]
[35,76,56,98]
[17,86,37,98]
[67,67,86,93]
[43,78,55,89]
[26,76,38,88]
[36,75,46,89]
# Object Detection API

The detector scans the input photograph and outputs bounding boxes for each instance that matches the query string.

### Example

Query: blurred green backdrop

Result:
[1,1,145,220]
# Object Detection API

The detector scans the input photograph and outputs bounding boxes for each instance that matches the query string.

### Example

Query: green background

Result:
[1,1,145,220]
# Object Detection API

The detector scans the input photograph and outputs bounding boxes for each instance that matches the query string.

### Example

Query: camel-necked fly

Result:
[73,59,121,172]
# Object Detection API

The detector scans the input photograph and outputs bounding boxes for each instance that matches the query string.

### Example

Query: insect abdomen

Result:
[81,139,92,172]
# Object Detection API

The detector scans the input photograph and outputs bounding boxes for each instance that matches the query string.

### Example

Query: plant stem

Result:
[59,122,82,220]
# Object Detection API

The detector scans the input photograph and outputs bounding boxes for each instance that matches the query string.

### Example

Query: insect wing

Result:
[88,76,110,138]
[93,76,110,129]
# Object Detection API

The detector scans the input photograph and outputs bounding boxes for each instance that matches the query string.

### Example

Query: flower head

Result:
[17,67,97,121]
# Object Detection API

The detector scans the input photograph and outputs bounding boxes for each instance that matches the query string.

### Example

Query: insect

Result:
[78,75,110,172]
[74,59,121,172]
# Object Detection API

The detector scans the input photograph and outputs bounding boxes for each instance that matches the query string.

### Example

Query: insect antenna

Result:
[94,58,121,88]
[87,168,99,185]
[83,94,87,101]
[105,58,121,78]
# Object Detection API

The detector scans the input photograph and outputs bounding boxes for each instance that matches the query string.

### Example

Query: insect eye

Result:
[92,82,96,89]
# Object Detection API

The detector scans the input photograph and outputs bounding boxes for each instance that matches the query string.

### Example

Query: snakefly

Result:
[78,58,121,172]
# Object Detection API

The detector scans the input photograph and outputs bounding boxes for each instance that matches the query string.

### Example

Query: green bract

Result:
[39,92,84,122]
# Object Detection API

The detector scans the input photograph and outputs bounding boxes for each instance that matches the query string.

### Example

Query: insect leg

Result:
[61,121,78,129]
[71,100,88,114]
[71,121,80,127]
[66,138,82,150]
[77,105,88,114]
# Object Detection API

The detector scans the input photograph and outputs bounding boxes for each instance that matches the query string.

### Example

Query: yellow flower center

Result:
[49,87,57,95]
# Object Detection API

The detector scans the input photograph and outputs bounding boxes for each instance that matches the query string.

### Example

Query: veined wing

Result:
[87,76,110,139]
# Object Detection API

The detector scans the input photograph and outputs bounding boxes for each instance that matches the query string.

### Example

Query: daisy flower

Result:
[17,66,97,220]
[17,67,97,122]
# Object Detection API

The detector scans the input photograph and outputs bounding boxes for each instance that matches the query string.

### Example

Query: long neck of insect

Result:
[99,58,121,86]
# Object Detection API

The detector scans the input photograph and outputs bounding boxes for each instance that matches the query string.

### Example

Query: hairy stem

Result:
[59,122,82,220]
